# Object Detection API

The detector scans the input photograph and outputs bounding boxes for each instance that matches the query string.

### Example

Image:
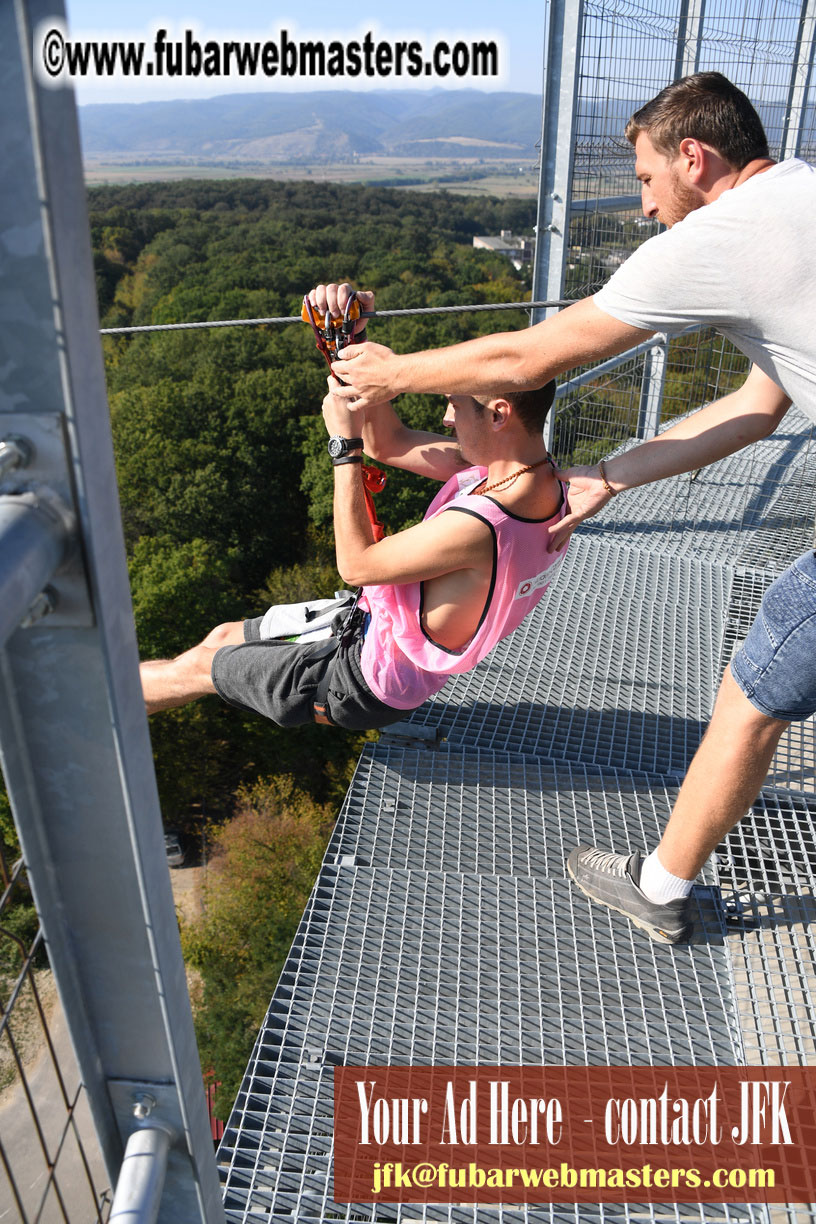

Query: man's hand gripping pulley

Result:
[302,288,386,541]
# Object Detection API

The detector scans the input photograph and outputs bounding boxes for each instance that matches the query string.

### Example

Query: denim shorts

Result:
[730,549,816,721]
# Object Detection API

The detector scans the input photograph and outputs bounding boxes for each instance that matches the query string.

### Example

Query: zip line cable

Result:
[99,299,573,336]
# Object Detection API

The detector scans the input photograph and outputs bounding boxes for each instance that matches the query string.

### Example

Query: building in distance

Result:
[473,229,535,270]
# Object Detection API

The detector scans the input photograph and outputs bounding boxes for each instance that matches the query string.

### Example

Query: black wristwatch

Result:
[327,435,363,461]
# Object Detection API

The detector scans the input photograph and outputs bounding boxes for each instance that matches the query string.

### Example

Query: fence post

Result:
[674,0,706,78]
[0,4,225,1220]
[781,0,816,159]
[637,339,669,440]
[531,0,584,453]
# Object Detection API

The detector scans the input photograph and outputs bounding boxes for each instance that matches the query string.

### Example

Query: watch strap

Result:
[332,454,364,467]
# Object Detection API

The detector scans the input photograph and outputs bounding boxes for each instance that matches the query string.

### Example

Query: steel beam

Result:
[674,0,706,79]
[532,0,584,451]
[781,0,816,160]
[0,3,225,1220]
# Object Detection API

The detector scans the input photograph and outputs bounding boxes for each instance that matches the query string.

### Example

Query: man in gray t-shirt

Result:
[331,72,815,944]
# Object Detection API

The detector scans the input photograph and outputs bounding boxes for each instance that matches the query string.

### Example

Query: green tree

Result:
[179,775,332,1112]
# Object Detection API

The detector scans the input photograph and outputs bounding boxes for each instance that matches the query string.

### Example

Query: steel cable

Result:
[100,299,573,336]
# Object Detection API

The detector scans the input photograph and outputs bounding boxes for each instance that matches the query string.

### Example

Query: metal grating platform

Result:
[732,449,816,573]
[577,406,816,569]
[219,864,743,1223]
[219,1062,764,1224]
[219,406,816,1223]
[328,744,716,886]
[247,868,735,1067]
[716,791,816,1069]
[400,538,726,773]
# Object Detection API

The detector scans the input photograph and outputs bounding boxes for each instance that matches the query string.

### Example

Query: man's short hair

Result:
[625,71,769,169]
[474,381,556,436]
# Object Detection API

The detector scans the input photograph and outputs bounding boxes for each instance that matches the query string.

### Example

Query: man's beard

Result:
[660,168,704,227]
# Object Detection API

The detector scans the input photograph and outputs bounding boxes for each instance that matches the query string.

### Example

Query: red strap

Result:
[362,463,386,542]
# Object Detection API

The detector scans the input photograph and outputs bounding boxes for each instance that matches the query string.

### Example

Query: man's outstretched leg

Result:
[568,668,789,942]
[568,548,816,943]
[140,621,244,714]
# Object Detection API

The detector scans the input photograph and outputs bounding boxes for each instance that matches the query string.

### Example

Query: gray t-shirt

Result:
[593,158,816,423]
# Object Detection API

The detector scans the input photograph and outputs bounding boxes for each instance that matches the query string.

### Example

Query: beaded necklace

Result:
[473,454,553,497]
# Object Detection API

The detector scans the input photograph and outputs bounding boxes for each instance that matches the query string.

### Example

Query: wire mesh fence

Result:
[0,843,110,1222]
[550,0,816,545]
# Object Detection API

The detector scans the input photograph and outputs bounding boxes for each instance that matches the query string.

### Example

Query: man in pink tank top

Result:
[139,283,570,729]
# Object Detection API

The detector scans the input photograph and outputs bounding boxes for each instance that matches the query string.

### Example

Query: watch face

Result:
[328,436,345,459]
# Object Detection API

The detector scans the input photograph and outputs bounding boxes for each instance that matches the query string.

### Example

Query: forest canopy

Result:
[91,178,536,820]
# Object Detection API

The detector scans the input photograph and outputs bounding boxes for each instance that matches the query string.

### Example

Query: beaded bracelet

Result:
[598,459,618,497]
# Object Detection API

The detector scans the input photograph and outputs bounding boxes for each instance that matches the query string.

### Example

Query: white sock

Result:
[639,849,694,904]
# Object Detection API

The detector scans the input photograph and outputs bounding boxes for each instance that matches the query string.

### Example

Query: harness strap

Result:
[310,599,367,725]
[306,635,339,725]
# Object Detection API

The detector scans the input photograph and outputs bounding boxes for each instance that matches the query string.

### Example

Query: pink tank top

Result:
[358,466,570,710]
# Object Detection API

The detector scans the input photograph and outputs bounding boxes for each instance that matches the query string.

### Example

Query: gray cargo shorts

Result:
[210,608,407,731]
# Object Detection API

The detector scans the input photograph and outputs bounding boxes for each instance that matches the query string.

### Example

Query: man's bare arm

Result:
[333,463,492,587]
[323,383,490,584]
[332,298,651,408]
[322,375,466,482]
[357,393,468,482]
[307,280,467,481]
[549,364,792,549]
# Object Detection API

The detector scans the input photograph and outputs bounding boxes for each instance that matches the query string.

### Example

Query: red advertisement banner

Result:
[334,1066,816,1204]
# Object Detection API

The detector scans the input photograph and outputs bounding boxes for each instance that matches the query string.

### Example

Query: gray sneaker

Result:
[567,845,694,945]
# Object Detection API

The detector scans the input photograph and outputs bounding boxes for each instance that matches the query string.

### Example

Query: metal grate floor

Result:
[329,744,717,886]
[219,406,816,1223]
[400,538,726,773]
[220,1053,762,1224]
[219,1067,764,1224]
[577,406,816,570]
[716,790,816,1070]
[248,868,736,1068]
[220,864,743,1224]
[732,449,816,573]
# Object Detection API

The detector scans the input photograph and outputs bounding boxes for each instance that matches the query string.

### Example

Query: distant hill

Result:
[78,88,810,168]
[79,90,545,163]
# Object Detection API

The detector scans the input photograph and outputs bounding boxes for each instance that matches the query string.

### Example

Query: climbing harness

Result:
[309,592,365,726]
[302,290,387,542]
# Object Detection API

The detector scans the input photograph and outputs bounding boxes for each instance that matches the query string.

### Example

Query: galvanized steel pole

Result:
[0,3,225,1220]
[531,0,584,453]
[0,492,70,647]
[109,1128,173,1224]
[781,0,816,160]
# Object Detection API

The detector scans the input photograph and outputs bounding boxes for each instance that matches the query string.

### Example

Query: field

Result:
[83,155,540,196]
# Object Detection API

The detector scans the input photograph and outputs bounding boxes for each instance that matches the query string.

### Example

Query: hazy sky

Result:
[63,0,546,105]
